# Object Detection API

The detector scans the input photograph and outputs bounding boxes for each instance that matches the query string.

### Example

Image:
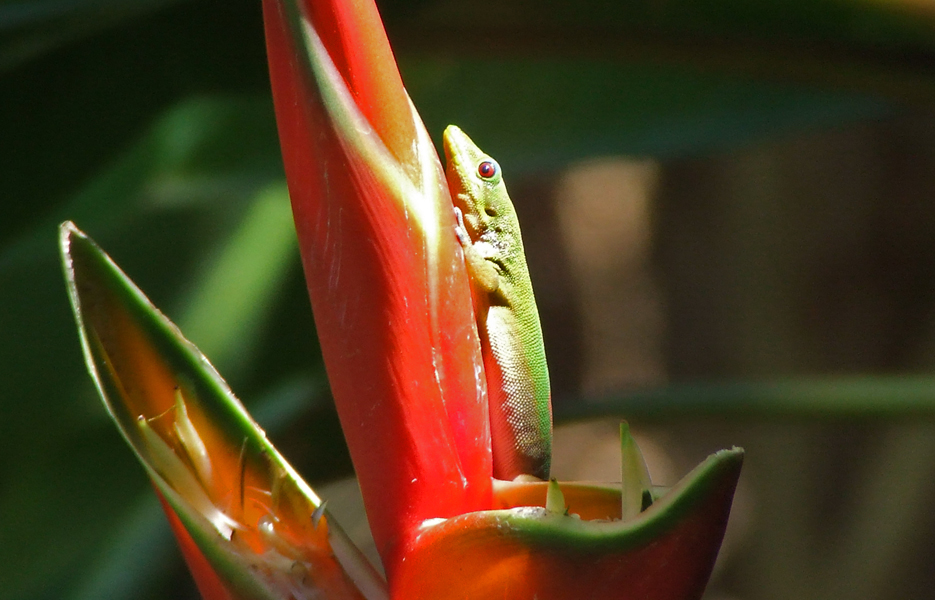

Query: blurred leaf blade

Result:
[179,181,297,373]
[389,0,935,163]
[564,376,935,420]
[403,58,895,166]
[66,494,177,600]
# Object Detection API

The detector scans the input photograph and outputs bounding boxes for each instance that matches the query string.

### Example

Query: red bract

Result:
[263,0,493,575]
[299,0,416,166]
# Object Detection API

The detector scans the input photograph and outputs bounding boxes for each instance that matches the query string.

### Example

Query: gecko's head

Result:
[443,125,505,230]
[443,125,502,188]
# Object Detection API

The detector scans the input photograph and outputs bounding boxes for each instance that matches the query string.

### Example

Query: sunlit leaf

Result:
[565,376,935,419]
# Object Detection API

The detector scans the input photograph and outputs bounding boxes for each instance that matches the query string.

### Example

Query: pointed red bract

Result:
[300,0,415,166]
[263,0,492,575]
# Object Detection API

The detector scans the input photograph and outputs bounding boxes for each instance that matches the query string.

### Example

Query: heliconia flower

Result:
[262,0,743,599]
[61,0,743,597]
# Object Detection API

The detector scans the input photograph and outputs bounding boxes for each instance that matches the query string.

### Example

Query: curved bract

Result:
[61,223,386,600]
[395,449,743,600]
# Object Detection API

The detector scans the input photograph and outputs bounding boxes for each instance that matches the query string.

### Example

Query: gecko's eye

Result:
[477,160,499,181]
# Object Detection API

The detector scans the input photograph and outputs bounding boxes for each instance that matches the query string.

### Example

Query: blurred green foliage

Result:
[2,0,935,598]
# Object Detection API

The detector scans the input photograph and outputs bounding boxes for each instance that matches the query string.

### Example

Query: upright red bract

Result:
[262,0,493,575]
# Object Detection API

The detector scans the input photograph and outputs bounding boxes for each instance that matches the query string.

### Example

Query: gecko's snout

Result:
[442,124,466,168]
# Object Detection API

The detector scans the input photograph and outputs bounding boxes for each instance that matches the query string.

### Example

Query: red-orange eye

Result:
[477,160,499,180]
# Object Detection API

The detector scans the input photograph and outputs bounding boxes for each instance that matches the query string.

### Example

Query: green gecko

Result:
[443,125,552,481]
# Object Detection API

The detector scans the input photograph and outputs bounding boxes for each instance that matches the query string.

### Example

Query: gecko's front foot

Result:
[453,206,472,248]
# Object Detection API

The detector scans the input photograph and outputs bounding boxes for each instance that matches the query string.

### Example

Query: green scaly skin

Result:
[443,125,552,481]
